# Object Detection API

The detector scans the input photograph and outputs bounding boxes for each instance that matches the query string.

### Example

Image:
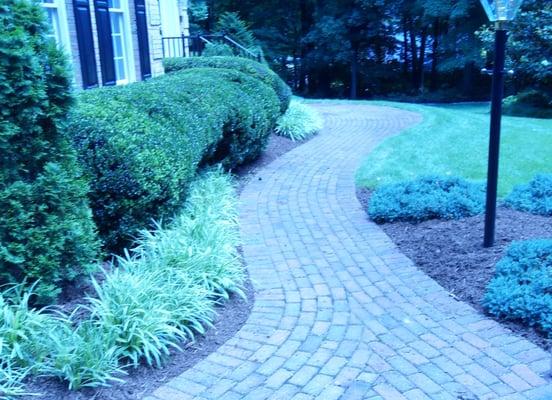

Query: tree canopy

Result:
[190,0,551,102]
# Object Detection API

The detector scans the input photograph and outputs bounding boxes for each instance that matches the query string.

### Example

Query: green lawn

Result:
[355,102,552,197]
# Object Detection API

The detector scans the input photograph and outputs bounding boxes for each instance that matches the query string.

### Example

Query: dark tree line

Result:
[191,0,551,101]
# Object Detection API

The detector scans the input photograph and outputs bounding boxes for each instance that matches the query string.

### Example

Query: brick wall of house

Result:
[63,0,84,89]
[146,0,164,77]
[59,0,190,88]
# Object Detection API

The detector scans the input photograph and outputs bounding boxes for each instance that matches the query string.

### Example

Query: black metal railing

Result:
[161,34,261,61]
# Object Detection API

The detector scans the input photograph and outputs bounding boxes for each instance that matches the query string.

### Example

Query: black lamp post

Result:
[479,0,524,248]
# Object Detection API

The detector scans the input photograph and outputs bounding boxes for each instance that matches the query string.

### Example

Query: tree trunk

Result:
[418,28,428,93]
[431,19,440,91]
[409,23,419,89]
[350,45,359,99]
[403,19,409,77]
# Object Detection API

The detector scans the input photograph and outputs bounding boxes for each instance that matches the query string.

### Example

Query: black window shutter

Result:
[73,0,98,89]
[94,0,116,86]
[135,0,151,79]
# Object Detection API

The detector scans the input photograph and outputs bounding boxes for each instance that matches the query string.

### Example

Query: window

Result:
[41,0,71,54]
[108,0,134,84]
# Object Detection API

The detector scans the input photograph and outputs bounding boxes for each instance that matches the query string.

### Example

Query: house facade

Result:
[41,0,190,89]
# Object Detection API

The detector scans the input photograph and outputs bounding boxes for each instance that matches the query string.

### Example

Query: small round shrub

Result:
[367,176,486,223]
[163,56,291,113]
[483,239,552,336]
[505,174,552,216]
[275,100,323,141]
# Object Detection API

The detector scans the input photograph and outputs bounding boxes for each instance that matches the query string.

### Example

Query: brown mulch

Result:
[23,133,306,400]
[357,187,552,350]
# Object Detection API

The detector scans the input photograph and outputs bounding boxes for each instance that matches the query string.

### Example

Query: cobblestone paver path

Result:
[149,103,552,400]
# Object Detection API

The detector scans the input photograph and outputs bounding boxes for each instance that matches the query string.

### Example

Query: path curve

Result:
[149,103,552,400]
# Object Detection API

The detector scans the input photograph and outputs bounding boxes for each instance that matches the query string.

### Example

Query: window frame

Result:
[41,0,72,56]
[108,0,136,85]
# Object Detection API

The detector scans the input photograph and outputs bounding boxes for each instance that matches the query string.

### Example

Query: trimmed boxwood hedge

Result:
[163,56,292,113]
[483,239,552,336]
[367,176,486,223]
[67,68,280,251]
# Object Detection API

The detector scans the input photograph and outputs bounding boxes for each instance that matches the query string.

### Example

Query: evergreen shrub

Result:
[368,176,486,223]
[163,56,292,113]
[68,68,279,250]
[505,174,552,216]
[0,0,99,301]
[483,239,552,336]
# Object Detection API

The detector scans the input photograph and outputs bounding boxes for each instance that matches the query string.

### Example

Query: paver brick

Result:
[144,103,552,400]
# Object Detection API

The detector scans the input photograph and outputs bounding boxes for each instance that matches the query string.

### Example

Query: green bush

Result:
[276,100,323,141]
[214,12,256,49]
[483,239,552,336]
[203,42,235,57]
[163,56,292,113]
[0,284,124,392]
[505,174,552,216]
[68,68,279,250]
[0,0,99,302]
[0,170,242,392]
[503,90,552,119]
[368,176,486,223]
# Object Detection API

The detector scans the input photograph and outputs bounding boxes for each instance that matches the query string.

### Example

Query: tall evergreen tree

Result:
[0,0,99,302]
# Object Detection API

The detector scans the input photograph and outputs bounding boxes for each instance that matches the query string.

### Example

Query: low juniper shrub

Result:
[505,174,552,216]
[483,239,552,336]
[368,176,486,223]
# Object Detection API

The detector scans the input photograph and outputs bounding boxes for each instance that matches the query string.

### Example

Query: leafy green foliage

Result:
[483,239,552,336]
[133,169,244,300]
[215,12,257,49]
[0,0,99,302]
[505,174,552,216]
[68,68,279,251]
[37,320,125,390]
[203,42,235,56]
[87,268,212,368]
[503,90,552,119]
[368,176,485,223]
[0,361,32,398]
[0,284,124,392]
[163,56,291,113]
[0,171,243,392]
[275,100,323,141]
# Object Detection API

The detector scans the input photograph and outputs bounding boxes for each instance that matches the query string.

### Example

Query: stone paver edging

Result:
[147,103,552,400]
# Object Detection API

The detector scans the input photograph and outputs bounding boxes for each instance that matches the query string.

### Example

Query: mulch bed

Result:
[357,188,552,350]
[23,133,305,399]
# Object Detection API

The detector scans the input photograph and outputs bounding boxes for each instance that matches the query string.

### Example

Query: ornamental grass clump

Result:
[133,169,244,300]
[0,284,125,392]
[275,100,324,142]
[0,170,243,393]
[86,267,213,368]
[505,174,552,216]
[368,176,486,223]
[483,239,552,336]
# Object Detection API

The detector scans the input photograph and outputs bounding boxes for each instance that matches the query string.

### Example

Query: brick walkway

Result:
[148,103,552,400]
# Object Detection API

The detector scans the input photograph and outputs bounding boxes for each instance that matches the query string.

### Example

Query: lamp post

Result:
[479,0,524,248]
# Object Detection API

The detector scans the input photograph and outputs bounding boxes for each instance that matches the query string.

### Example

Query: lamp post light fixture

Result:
[479,0,524,248]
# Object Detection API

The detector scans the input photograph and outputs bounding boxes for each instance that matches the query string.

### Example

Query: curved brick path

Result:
[148,103,552,400]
